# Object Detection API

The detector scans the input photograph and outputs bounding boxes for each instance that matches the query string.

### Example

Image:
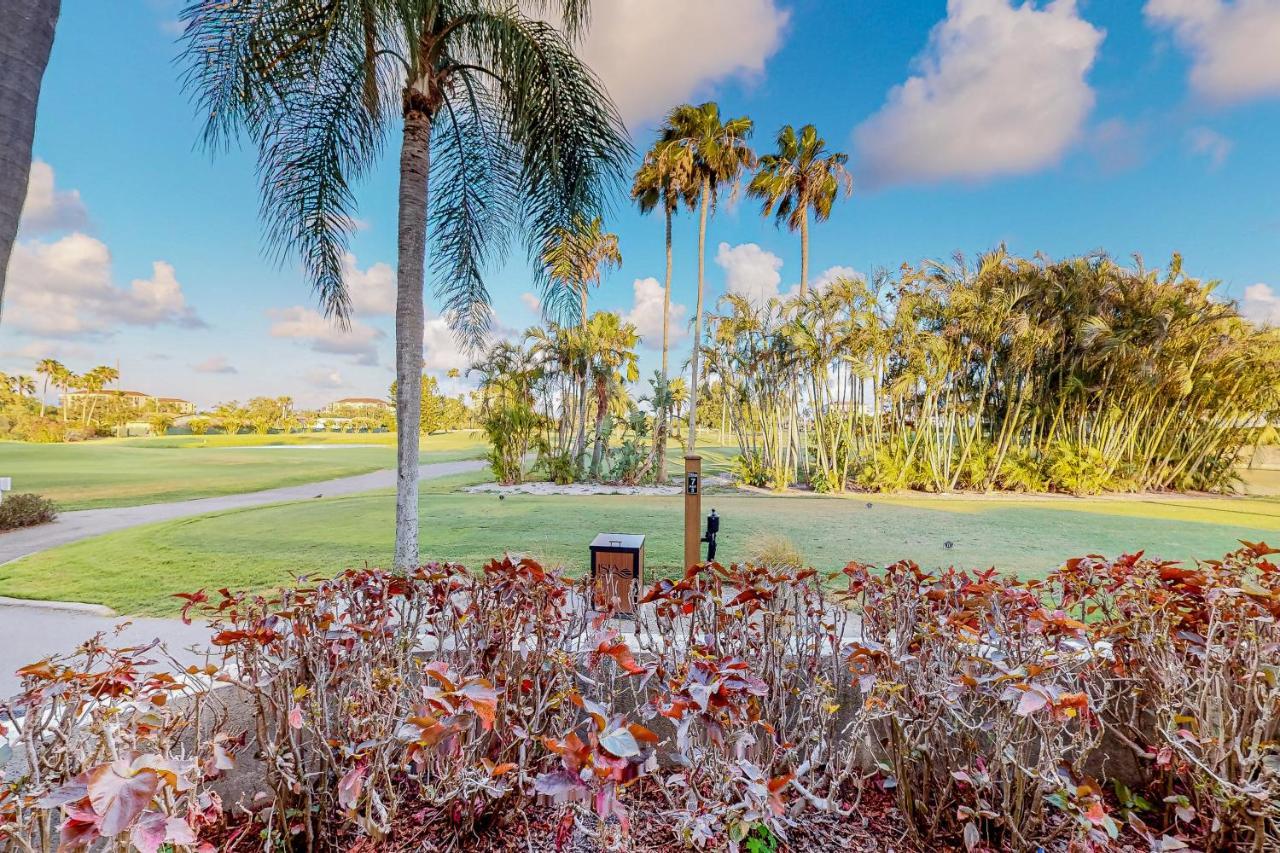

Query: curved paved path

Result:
[0,458,487,565]
[0,459,486,696]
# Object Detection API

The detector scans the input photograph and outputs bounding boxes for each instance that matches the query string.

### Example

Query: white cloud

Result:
[853,0,1104,188]
[1145,0,1280,102]
[1242,282,1280,325]
[622,277,687,350]
[305,368,347,389]
[716,242,784,306]
[574,0,789,128]
[341,252,396,315]
[1187,126,1233,168]
[423,315,473,374]
[520,292,542,315]
[193,355,237,374]
[19,160,88,234]
[810,265,862,294]
[5,233,204,336]
[267,306,384,365]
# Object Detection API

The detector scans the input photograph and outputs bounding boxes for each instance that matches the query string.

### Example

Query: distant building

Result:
[324,397,393,413]
[60,390,195,414]
[156,397,197,414]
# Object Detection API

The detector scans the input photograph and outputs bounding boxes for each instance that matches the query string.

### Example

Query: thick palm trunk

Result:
[687,180,710,451]
[393,105,431,571]
[589,379,607,478]
[655,207,673,482]
[0,0,59,318]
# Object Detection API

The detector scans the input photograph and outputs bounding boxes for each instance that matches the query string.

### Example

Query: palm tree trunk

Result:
[393,105,431,571]
[575,285,590,473]
[0,0,58,318]
[589,377,607,479]
[799,207,809,298]
[656,206,673,483]
[687,179,710,451]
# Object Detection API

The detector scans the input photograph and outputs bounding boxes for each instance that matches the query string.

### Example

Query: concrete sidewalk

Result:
[0,603,215,697]
[0,458,486,565]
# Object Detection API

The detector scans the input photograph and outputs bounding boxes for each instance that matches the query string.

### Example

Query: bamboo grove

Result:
[705,249,1280,495]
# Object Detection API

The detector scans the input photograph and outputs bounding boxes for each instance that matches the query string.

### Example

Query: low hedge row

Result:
[2,544,1277,851]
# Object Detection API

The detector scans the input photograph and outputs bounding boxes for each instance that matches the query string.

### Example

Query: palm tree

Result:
[0,0,59,318]
[632,139,695,482]
[34,357,62,417]
[541,215,622,472]
[585,311,639,479]
[656,102,755,451]
[181,0,630,570]
[748,124,853,296]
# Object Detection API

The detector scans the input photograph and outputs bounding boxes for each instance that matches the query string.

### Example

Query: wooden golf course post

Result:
[684,454,702,568]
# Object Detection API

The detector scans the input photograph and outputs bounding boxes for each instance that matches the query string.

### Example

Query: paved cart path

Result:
[0,458,486,565]
[0,459,487,695]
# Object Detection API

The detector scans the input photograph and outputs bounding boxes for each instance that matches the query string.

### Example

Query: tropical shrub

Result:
[0,635,233,851]
[483,402,542,485]
[0,493,57,530]
[3,547,1277,851]
[186,416,210,435]
[705,252,1280,496]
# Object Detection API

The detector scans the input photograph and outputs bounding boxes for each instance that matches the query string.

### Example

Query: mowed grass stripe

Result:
[2,479,1275,616]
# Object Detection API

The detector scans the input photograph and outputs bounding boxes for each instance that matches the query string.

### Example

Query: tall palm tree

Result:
[748,124,853,296]
[0,0,59,318]
[181,0,630,569]
[657,102,754,451]
[541,214,622,471]
[632,139,694,482]
[34,357,62,417]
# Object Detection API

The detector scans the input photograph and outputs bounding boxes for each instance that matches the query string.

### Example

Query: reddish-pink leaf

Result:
[1015,689,1049,716]
[338,765,365,812]
[86,761,160,836]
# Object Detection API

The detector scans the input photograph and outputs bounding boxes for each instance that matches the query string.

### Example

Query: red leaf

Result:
[338,765,365,812]
[86,761,160,836]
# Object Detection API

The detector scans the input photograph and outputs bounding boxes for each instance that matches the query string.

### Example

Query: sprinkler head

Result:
[944,540,954,549]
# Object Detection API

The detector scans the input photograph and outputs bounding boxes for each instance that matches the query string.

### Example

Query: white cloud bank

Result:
[1146,0,1280,103]
[1242,282,1280,325]
[853,0,1104,188]
[575,0,789,128]
[7,234,204,336]
[622,277,687,350]
[716,242,785,306]
[267,306,384,366]
[19,160,88,234]
[5,163,203,336]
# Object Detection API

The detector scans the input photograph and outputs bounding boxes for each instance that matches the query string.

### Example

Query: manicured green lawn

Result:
[0,431,486,509]
[3,468,1276,616]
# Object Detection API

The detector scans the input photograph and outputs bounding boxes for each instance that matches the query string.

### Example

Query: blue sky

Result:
[3,0,1278,408]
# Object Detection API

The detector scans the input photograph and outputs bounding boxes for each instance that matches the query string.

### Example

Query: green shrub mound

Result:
[0,493,57,531]
[3,545,1277,851]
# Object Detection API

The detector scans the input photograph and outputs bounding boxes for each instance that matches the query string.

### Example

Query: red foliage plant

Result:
[1,545,1276,852]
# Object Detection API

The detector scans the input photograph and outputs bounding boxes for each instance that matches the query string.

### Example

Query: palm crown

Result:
[748,123,852,294]
[658,102,755,208]
[180,0,630,342]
